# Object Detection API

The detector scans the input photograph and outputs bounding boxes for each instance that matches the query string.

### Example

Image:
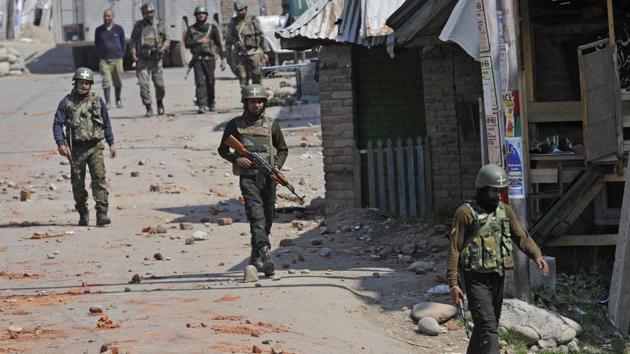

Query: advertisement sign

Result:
[506,137,525,199]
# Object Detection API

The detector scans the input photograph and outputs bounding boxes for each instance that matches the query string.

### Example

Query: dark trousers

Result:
[239,174,276,250]
[193,58,216,107]
[464,271,504,354]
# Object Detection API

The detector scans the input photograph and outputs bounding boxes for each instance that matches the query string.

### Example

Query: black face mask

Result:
[476,187,500,212]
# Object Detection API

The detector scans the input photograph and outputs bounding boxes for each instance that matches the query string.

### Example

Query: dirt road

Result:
[0,61,467,353]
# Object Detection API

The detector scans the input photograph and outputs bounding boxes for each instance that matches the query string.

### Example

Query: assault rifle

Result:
[459,298,471,338]
[225,135,304,204]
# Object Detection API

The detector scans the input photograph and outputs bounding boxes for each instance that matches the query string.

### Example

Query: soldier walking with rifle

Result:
[52,67,116,226]
[184,6,226,113]
[218,84,290,277]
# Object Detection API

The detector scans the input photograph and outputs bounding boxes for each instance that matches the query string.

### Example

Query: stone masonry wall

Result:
[422,45,482,210]
[317,45,357,215]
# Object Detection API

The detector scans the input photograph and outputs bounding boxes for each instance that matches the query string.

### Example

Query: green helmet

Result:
[194,6,208,14]
[241,84,267,102]
[72,67,94,83]
[234,0,248,11]
[140,3,155,13]
[475,164,508,189]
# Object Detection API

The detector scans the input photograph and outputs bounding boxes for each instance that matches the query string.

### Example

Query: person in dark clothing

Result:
[448,164,549,354]
[52,67,116,227]
[94,9,125,108]
[218,84,288,277]
[184,6,226,113]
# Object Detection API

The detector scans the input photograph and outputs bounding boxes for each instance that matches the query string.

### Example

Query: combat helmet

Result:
[72,67,94,83]
[234,0,248,11]
[194,6,208,15]
[241,84,267,102]
[140,3,155,13]
[475,164,508,189]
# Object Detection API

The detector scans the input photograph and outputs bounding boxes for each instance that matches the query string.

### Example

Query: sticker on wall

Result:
[506,137,525,199]
[486,113,503,166]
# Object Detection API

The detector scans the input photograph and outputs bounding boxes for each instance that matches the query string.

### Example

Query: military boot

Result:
[257,245,275,277]
[197,105,207,114]
[78,211,89,226]
[157,101,165,115]
[103,88,111,108]
[249,248,264,272]
[115,87,123,108]
[96,205,111,226]
[145,104,153,117]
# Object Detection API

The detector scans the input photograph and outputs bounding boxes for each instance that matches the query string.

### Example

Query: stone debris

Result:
[156,225,167,234]
[410,302,457,324]
[185,237,195,245]
[252,345,263,353]
[408,261,433,275]
[218,218,233,226]
[97,314,121,329]
[192,231,207,241]
[19,190,31,201]
[244,265,259,282]
[154,253,164,261]
[319,247,332,257]
[7,326,23,333]
[416,317,444,336]
[130,273,142,284]
[0,45,28,77]
[130,171,140,177]
[279,238,295,247]
[89,306,103,314]
[180,223,194,230]
[149,183,161,192]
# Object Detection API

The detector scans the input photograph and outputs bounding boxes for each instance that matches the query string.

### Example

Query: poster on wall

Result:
[506,137,525,199]
[486,113,503,166]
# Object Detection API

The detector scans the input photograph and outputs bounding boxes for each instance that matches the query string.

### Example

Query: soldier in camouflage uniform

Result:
[184,5,227,113]
[225,0,270,88]
[218,84,288,277]
[52,67,116,226]
[130,3,170,117]
[447,164,549,354]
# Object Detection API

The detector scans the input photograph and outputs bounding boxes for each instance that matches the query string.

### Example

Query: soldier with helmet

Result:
[447,164,549,354]
[130,3,170,117]
[52,67,116,226]
[225,0,270,88]
[218,84,288,277]
[184,5,227,113]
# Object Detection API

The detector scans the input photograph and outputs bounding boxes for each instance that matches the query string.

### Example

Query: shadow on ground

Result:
[26,47,74,74]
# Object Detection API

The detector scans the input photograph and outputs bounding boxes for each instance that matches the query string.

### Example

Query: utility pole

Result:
[6,0,14,40]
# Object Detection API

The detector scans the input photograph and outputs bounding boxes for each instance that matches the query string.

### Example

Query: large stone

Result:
[244,265,259,282]
[0,62,9,76]
[407,261,433,274]
[501,299,579,347]
[410,302,457,323]
[192,231,207,241]
[416,317,443,336]
[512,325,540,345]
[567,340,579,353]
[401,243,417,255]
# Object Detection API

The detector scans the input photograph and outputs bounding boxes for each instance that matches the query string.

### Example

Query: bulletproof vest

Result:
[232,114,275,176]
[459,200,514,272]
[65,92,104,143]
[140,20,159,48]
[237,17,261,50]
[190,23,213,56]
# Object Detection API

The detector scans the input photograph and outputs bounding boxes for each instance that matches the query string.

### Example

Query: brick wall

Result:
[318,45,358,215]
[421,45,482,210]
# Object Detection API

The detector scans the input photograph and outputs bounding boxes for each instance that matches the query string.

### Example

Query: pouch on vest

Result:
[65,94,104,143]
[232,115,275,176]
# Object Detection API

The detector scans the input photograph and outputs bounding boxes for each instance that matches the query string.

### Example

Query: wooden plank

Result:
[564,182,604,225]
[520,0,535,102]
[529,154,584,161]
[607,0,616,46]
[424,137,433,210]
[386,139,396,213]
[396,138,407,217]
[545,234,617,247]
[609,157,630,333]
[526,101,582,123]
[407,138,417,217]
[529,168,581,184]
[377,140,386,209]
[366,140,376,208]
[417,137,427,213]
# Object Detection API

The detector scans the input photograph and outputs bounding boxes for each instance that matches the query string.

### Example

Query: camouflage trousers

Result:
[70,141,108,213]
[136,58,165,105]
[236,53,263,88]
[99,58,124,89]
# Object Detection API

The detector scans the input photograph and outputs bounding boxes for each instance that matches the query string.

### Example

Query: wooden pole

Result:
[6,0,14,40]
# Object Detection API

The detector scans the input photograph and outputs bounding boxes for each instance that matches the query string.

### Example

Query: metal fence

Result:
[358,137,431,217]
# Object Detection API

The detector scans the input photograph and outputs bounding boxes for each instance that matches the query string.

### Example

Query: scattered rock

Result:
[567,340,579,352]
[287,269,296,274]
[537,339,556,348]
[97,315,121,329]
[46,253,55,259]
[149,183,161,192]
[558,345,569,353]
[130,171,139,177]
[89,306,103,314]
[7,326,23,333]
[200,217,210,223]
[378,245,394,259]
[192,231,207,241]
[401,243,417,255]
[180,223,194,230]
[279,238,295,247]
[19,190,31,201]
[417,317,443,336]
[130,274,142,284]
[311,238,323,246]
[138,160,145,166]
[410,302,457,323]
[319,247,332,257]
[156,225,167,234]
[512,325,540,345]
[300,269,310,274]
[408,261,433,274]
[185,237,195,245]
[154,253,164,261]
[244,265,259,282]
[252,345,263,353]
[218,218,233,226]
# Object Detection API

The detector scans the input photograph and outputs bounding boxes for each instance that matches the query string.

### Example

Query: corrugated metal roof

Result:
[386,0,455,46]
[277,0,404,47]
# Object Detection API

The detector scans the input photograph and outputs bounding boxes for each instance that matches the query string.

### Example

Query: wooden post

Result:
[6,0,14,40]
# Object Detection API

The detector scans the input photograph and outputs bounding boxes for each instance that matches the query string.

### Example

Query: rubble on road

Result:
[0,44,28,77]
